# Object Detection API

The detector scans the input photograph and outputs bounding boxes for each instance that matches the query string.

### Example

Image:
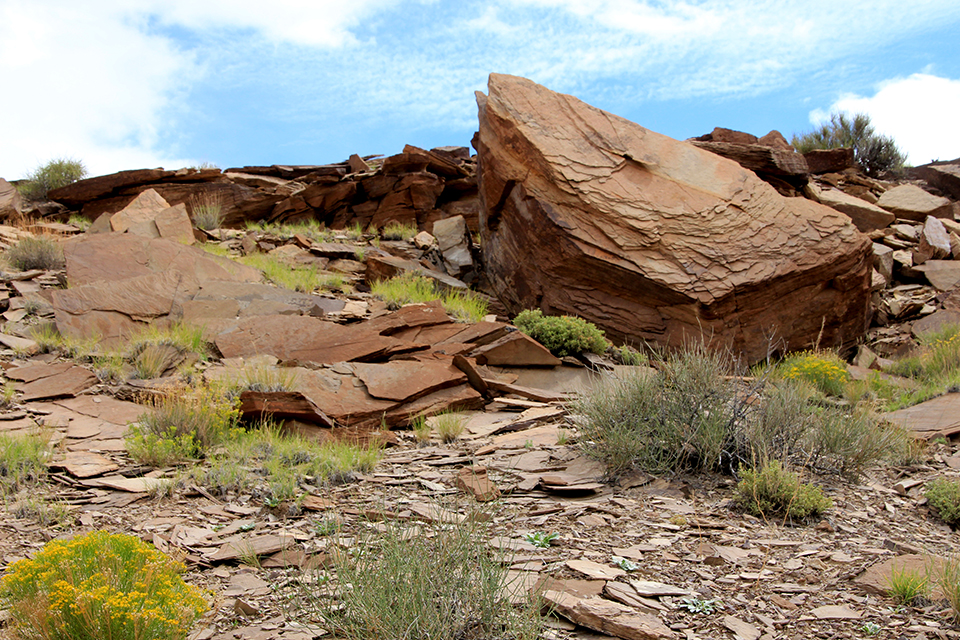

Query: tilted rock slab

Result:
[475,74,872,362]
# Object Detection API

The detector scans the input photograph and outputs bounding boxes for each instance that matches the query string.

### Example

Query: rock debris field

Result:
[0,73,959,640]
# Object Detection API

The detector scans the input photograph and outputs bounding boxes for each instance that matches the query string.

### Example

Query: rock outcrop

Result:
[474,74,873,362]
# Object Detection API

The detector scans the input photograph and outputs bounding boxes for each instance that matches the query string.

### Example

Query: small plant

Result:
[614,344,648,366]
[556,429,571,445]
[885,565,930,606]
[611,556,640,572]
[0,432,49,495]
[381,221,419,241]
[925,477,960,526]
[16,157,87,201]
[523,531,558,548]
[432,411,466,444]
[513,309,610,358]
[67,214,91,231]
[735,461,832,521]
[231,362,300,393]
[314,517,342,537]
[0,380,18,409]
[126,382,241,466]
[353,246,366,262]
[190,192,225,230]
[934,554,960,622]
[4,235,65,271]
[238,252,341,293]
[412,415,431,443]
[11,497,73,528]
[860,621,882,636]
[303,513,544,640]
[777,350,850,397]
[0,530,207,640]
[677,596,722,614]
[371,272,488,322]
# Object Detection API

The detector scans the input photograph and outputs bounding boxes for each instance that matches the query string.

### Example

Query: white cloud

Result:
[812,74,960,166]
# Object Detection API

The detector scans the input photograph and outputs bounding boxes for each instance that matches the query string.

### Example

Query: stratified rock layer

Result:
[475,74,873,362]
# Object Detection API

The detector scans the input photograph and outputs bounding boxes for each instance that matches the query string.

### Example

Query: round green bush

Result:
[513,309,609,358]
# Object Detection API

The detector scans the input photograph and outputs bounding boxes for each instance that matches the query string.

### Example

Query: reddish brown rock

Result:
[456,466,500,502]
[14,364,97,401]
[910,160,960,200]
[110,188,169,233]
[475,74,872,363]
[877,184,953,220]
[0,178,22,220]
[48,168,176,208]
[238,390,335,428]
[471,331,561,367]
[542,590,677,640]
[350,360,467,402]
[803,148,856,174]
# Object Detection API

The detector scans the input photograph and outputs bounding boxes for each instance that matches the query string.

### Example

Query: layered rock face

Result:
[475,74,873,362]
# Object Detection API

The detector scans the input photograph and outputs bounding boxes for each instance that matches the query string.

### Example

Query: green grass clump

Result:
[734,461,832,521]
[0,530,207,640]
[16,157,87,201]
[934,555,960,622]
[126,383,241,466]
[381,220,419,241]
[885,565,930,606]
[777,350,850,397]
[431,411,467,444]
[190,192,224,230]
[371,272,488,323]
[925,477,960,526]
[238,252,343,293]
[4,236,65,271]
[881,324,960,409]
[302,511,544,640]
[0,432,49,496]
[513,309,609,357]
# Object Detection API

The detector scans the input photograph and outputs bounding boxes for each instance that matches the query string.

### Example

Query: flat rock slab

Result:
[855,554,947,598]
[471,332,561,367]
[807,604,861,620]
[883,393,960,439]
[915,260,960,291]
[15,364,97,401]
[238,390,334,428]
[55,395,149,425]
[53,451,119,478]
[206,534,296,562]
[542,590,677,640]
[351,360,466,402]
[216,315,405,364]
[566,559,627,580]
[629,580,694,597]
[83,475,169,493]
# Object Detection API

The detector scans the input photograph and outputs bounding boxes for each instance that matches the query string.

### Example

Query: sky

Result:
[2,0,959,181]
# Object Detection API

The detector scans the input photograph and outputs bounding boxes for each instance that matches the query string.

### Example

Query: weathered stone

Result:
[48,168,176,208]
[877,184,953,221]
[872,243,894,284]
[154,203,195,244]
[471,331,561,367]
[110,188,170,233]
[455,466,500,502]
[413,231,438,250]
[810,185,894,232]
[911,309,960,338]
[803,148,855,174]
[475,74,872,363]
[914,216,952,264]
[542,590,677,640]
[883,393,960,439]
[432,215,473,277]
[0,332,38,354]
[15,364,97,401]
[914,260,960,291]
[55,451,119,478]
[239,390,335,427]
[364,255,468,291]
[350,360,466,402]
[910,161,960,200]
[690,140,809,177]
[855,554,947,598]
[0,178,22,219]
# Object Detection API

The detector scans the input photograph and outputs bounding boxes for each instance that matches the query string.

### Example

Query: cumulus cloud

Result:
[811,74,960,166]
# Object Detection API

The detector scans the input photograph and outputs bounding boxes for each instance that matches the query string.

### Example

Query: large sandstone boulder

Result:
[474,74,873,362]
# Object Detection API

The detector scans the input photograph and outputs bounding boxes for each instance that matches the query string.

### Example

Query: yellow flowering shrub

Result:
[1,531,207,640]
[778,350,850,397]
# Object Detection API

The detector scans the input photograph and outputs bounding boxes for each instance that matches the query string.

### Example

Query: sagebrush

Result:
[4,235,65,271]
[16,157,87,201]
[791,112,906,176]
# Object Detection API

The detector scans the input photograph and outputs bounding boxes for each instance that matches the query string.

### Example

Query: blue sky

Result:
[2,0,959,180]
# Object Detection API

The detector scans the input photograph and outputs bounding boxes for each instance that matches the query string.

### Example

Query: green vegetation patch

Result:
[513,309,609,358]
[4,235,65,272]
[925,477,960,526]
[16,157,87,201]
[792,111,906,176]
[0,432,49,496]
[371,272,488,322]
[734,460,832,521]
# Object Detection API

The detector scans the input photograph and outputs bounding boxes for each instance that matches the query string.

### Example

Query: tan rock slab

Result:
[0,333,38,355]
[16,365,97,401]
[84,475,169,493]
[54,451,119,478]
[603,582,664,613]
[55,395,149,425]
[855,554,946,598]
[154,203,195,244]
[915,260,960,291]
[238,390,334,428]
[877,184,953,220]
[629,579,694,597]
[110,188,170,233]
[542,590,677,640]
[455,466,500,502]
[206,534,296,562]
[567,559,627,580]
[723,616,761,640]
[813,186,895,232]
[6,362,74,383]
[471,332,561,367]
[808,604,861,620]
[883,393,960,439]
[351,360,466,402]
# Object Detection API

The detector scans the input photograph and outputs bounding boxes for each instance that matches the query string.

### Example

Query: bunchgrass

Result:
[412,415,432,443]
[0,432,49,496]
[126,382,241,466]
[128,322,208,361]
[934,555,960,622]
[381,220,419,241]
[301,510,544,640]
[431,411,467,444]
[190,192,225,230]
[886,565,930,606]
[0,530,207,640]
[0,380,17,409]
[925,477,960,526]
[881,324,960,409]
[734,460,832,522]
[514,309,610,357]
[4,235,65,271]
[238,252,344,293]
[231,363,300,393]
[371,272,487,322]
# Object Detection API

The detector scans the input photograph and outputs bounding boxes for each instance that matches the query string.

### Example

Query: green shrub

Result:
[734,461,832,521]
[0,433,48,495]
[791,112,906,176]
[1,530,207,640]
[925,477,960,526]
[381,220,419,241]
[432,411,467,444]
[302,511,543,640]
[126,383,240,466]
[513,309,609,357]
[777,350,850,397]
[4,236,65,271]
[16,157,87,201]
[238,252,344,293]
